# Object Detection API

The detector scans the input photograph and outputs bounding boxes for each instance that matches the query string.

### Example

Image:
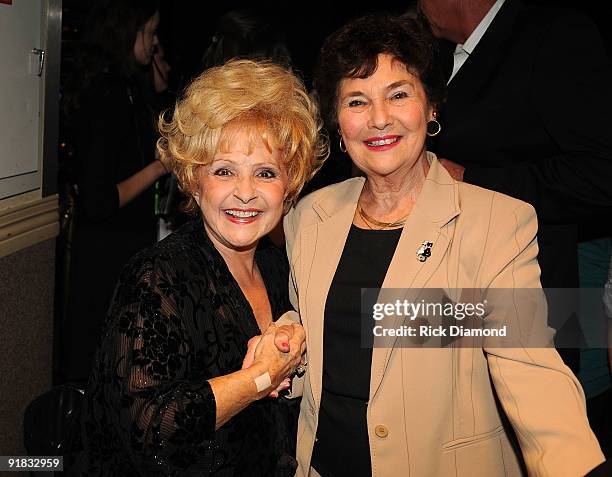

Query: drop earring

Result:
[426,113,442,137]
[338,129,347,153]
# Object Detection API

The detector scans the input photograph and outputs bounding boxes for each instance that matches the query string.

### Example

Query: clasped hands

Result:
[242,321,306,398]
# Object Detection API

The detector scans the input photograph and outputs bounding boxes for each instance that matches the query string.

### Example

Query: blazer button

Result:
[375,425,389,438]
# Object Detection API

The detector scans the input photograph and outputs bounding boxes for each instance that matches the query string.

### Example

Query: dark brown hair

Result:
[314,12,446,131]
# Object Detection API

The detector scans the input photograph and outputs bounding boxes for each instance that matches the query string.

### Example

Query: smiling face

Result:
[337,53,433,180]
[195,126,288,255]
[133,11,160,65]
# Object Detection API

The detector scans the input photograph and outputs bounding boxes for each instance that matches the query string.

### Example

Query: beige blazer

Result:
[283,155,604,477]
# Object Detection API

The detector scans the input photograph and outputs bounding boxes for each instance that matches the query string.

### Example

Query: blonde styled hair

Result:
[157,59,329,213]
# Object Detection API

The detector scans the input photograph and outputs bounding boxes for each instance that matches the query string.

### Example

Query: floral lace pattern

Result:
[69,216,298,476]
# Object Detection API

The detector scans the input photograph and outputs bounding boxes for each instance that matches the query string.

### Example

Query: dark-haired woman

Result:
[62,0,170,383]
[284,12,605,477]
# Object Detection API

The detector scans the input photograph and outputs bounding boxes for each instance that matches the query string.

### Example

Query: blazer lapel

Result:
[370,155,460,398]
[301,179,365,407]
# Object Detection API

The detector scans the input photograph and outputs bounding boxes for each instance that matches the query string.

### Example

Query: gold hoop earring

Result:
[338,133,347,153]
[426,118,442,137]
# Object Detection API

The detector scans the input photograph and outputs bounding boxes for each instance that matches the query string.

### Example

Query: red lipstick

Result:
[224,208,262,224]
[363,135,402,151]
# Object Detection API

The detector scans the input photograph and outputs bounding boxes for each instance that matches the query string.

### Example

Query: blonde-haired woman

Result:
[69,59,327,477]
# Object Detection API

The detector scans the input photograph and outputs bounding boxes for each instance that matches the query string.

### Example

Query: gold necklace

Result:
[357,204,408,229]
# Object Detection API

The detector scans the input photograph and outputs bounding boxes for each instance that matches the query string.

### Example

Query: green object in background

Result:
[578,237,612,399]
[154,179,161,216]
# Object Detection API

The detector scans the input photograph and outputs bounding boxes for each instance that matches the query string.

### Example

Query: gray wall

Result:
[0,239,55,460]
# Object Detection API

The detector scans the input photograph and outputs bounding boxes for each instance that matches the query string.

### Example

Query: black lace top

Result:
[69,216,297,476]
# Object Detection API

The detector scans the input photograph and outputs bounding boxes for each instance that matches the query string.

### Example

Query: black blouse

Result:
[69,216,297,476]
[312,225,402,477]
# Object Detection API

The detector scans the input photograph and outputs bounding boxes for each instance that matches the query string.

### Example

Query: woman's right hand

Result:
[250,323,306,394]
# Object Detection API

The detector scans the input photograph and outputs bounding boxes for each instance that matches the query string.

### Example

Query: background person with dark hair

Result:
[61,0,170,385]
